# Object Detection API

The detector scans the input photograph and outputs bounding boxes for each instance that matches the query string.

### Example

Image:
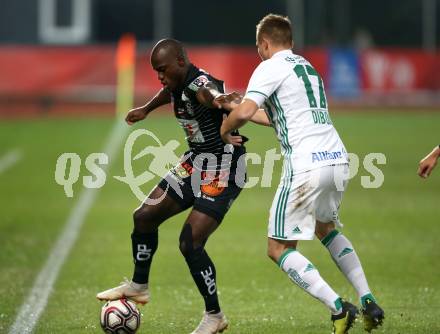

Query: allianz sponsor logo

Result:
[312,150,343,163]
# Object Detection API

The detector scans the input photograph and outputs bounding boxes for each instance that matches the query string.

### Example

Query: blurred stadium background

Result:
[1,1,439,333]
[1,0,440,113]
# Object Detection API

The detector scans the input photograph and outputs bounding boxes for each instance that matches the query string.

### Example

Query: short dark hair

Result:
[152,38,188,62]
[256,14,293,46]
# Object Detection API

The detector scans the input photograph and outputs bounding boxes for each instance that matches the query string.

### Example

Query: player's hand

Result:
[213,92,242,110]
[125,107,147,125]
[418,147,439,178]
[222,132,243,146]
[221,114,243,146]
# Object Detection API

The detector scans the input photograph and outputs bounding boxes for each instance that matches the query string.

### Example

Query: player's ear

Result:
[262,38,270,51]
[176,56,186,67]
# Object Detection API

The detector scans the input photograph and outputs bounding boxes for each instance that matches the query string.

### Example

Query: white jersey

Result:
[244,49,348,176]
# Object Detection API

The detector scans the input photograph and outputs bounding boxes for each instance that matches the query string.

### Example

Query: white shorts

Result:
[268,164,349,241]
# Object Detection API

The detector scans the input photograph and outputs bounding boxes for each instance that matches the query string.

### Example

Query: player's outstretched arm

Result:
[214,92,270,126]
[125,88,171,125]
[221,99,259,145]
[250,109,271,127]
[197,82,242,110]
[418,145,440,178]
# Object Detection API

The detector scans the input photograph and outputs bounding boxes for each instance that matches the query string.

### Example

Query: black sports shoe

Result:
[331,301,359,334]
[362,299,384,332]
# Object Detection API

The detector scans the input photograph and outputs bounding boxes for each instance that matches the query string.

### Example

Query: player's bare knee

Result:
[133,207,147,226]
[133,206,158,232]
[178,224,207,259]
[267,247,279,263]
[267,238,297,263]
[267,243,283,263]
[178,224,193,257]
[179,238,204,262]
[315,221,336,240]
[178,239,189,257]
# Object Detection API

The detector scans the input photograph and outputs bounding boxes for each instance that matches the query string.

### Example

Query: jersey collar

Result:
[183,64,199,88]
[272,49,293,59]
[173,63,199,97]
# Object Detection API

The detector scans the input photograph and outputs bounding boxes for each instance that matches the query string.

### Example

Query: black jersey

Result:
[171,64,246,172]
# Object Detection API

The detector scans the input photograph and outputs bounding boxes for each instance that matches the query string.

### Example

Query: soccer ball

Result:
[100,299,141,334]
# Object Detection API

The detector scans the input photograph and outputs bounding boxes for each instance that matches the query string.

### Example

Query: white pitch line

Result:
[0,149,22,174]
[9,119,129,334]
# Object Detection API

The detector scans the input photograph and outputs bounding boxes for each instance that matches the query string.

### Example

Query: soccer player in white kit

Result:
[217,14,384,334]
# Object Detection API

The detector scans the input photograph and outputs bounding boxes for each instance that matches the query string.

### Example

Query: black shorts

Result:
[158,161,243,223]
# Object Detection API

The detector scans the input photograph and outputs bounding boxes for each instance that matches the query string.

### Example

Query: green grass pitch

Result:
[0,111,439,333]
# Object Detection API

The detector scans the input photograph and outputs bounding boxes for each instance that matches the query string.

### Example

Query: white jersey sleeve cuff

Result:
[244,90,268,108]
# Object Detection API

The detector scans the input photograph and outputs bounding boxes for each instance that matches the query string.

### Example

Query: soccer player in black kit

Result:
[97,39,247,334]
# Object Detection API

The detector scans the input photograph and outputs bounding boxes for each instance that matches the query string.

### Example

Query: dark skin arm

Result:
[125,87,171,125]
[196,82,244,146]
[197,82,243,110]
[196,82,219,108]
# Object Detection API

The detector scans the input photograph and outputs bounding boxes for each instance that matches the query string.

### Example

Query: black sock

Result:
[184,247,221,313]
[131,230,158,284]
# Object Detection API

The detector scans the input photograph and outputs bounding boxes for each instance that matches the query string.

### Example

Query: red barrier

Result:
[360,49,440,91]
[301,48,329,84]
[0,46,262,102]
[0,46,439,116]
[0,46,116,96]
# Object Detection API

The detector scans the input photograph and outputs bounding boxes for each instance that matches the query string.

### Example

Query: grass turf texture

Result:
[0,111,439,333]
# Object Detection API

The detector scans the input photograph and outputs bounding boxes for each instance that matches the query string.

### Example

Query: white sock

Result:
[322,230,372,304]
[278,249,342,314]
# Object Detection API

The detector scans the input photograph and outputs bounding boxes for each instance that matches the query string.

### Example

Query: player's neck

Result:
[268,46,291,59]
[173,63,192,93]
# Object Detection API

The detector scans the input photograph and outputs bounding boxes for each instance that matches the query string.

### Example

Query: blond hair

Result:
[256,14,293,46]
